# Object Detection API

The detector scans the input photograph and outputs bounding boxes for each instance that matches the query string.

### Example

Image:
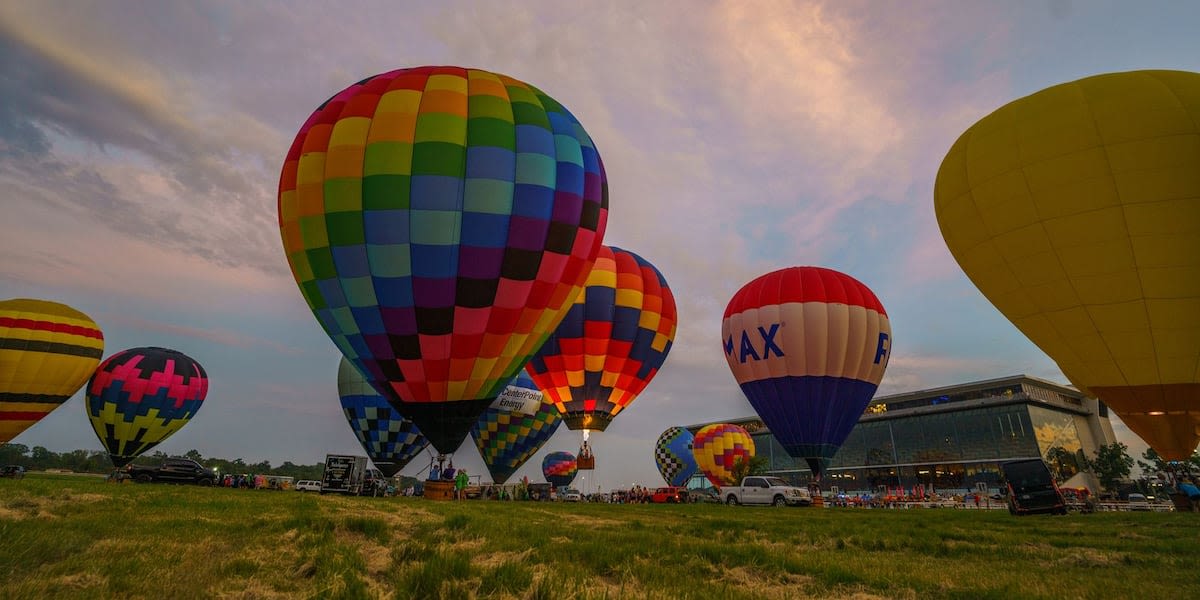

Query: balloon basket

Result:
[576,455,595,470]
[423,480,455,501]
[811,494,824,508]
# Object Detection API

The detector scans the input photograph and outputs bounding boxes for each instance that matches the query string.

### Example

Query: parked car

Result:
[1126,493,1151,511]
[295,480,322,492]
[560,488,582,502]
[1,465,26,479]
[723,476,812,507]
[651,486,689,504]
[126,458,217,486]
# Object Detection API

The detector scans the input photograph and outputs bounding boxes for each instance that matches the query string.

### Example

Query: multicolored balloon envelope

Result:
[541,450,578,488]
[935,69,1200,460]
[471,370,561,484]
[1,299,104,444]
[526,245,677,431]
[339,357,430,477]
[85,347,208,468]
[278,66,609,455]
[722,267,891,478]
[654,426,698,487]
[692,423,754,488]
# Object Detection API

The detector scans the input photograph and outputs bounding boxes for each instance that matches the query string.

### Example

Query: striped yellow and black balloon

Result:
[1,299,104,445]
[85,347,208,467]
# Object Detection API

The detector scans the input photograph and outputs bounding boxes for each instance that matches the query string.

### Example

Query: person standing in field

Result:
[455,468,468,500]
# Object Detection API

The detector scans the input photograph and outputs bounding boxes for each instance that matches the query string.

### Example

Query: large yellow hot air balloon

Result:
[935,69,1200,460]
[0,299,104,444]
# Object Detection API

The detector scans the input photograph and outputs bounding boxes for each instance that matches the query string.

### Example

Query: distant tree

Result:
[1137,448,1169,477]
[730,455,770,483]
[1082,442,1134,495]
[0,443,29,465]
[184,449,203,462]
[30,446,55,467]
[1044,446,1080,481]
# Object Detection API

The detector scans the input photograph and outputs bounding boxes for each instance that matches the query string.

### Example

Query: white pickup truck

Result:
[723,476,812,507]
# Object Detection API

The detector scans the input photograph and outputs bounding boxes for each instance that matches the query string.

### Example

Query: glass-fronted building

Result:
[687,375,1117,495]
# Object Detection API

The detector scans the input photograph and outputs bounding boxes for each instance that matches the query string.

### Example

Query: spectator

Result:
[442,462,456,481]
[428,463,440,481]
[455,468,469,500]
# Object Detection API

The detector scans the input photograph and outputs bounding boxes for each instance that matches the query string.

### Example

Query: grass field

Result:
[2,474,1198,599]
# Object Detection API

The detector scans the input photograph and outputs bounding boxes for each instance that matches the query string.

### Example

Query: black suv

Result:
[1000,459,1066,516]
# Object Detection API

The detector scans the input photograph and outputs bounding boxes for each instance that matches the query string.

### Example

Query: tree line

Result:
[0,444,326,481]
[1044,442,1200,496]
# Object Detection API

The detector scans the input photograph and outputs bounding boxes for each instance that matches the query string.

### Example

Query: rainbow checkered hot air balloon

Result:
[1,299,104,444]
[541,450,577,488]
[692,423,755,488]
[654,426,698,487]
[471,370,561,484]
[277,66,608,455]
[85,347,208,468]
[526,245,677,432]
[339,357,430,477]
[722,267,891,479]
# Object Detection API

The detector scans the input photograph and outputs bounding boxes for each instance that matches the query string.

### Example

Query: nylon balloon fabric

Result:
[541,450,577,488]
[692,423,755,488]
[654,426,697,487]
[526,245,677,431]
[935,70,1200,460]
[471,370,561,484]
[0,299,104,445]
[278,66,608,454]
[338,357,430,477]
[722,267,890,478]
[85,347,208,468]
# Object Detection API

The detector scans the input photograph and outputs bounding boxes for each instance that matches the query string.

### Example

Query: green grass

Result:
[2,473,1198,599]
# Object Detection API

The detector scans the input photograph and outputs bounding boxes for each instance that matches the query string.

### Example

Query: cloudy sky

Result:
[2,1,1196,488]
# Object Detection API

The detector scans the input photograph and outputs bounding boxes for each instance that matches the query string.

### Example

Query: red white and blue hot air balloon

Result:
[721,266,891,479]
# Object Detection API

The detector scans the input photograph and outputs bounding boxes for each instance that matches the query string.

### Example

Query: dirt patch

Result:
[445,537,486,552]
[0,506,28,520]
[828,592,906,600]
[214,579,294,599]
[359,541,393,576]
[59,492,110,503]
[720,565,814,598]
[55,572,107,590]
[474,548,532,569]
[524,508,624,528]
[1055,548,1121,567]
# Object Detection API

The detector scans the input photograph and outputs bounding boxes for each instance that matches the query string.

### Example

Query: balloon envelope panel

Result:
[85,347,208,468]
[692,424,755,488]
[338,357,430,477]
[654,426,697,487]
[471,370,562,484]
[934,69,1200,459]
[0,299,104,444]
[277,66,609,454]
[526,245,677,431]
[722,267,891,476]
[541,450,578,488]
